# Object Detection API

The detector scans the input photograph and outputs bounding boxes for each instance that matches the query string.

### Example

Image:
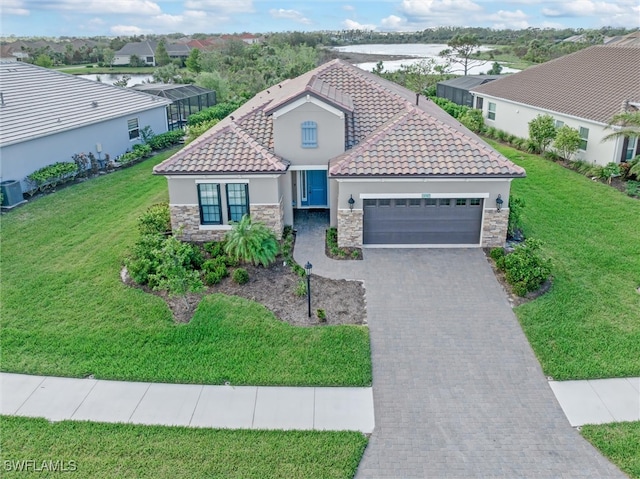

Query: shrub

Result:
[507,196,525,239]
[600,162,621,184]
[137,203,171,236]
[204,264,228,285]
[528,114,556,153]
[132,143,152,158]
[187,101,243,127]
[495,129,509,142]
[295,279,307,297]
[485,126,497,139]
[489,247,505,262]
[25,162,78,194]
[225,215,279,267]
[186,119,219,143]
[553,125,581,161]
[459,108,485,133]
[502,239,551,296]
[232,268,250,285]
[316,309,327,322]
[543,150,561,162]
[125,234,166,285]
[292,263,306,278]
[72,153,90,178]
[204,240,227,258]
[146,130,185,151]
[525,139,541,154]
[430,97,469,119]
[626,180,640,197]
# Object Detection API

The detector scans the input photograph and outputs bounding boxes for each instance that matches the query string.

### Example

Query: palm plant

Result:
[224,215,278,267]
[602,111,640,142]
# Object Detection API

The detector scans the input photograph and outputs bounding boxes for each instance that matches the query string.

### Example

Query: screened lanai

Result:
[132,83,216,131]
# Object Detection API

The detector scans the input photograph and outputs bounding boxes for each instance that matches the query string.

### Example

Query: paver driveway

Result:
[293,220,625,478]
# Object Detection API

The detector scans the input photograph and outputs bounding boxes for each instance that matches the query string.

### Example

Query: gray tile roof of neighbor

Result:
[115,41,191,57]
[438,75,502,91]
[155,59,524,178]
[472,46,640,124]
[0,61,171,148]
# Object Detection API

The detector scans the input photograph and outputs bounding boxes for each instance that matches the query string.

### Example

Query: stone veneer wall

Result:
[337,209,363,248]
[482,209,509,248]
[250,202,284,240]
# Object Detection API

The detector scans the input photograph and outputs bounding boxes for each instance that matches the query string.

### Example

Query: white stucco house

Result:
[471,45,640,166]
[0,61,171,188]
[154,59,525,249]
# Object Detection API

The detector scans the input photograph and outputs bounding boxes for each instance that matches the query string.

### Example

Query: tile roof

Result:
[472,46,640,125]
[155,59,524,178]
[0,61,171,148]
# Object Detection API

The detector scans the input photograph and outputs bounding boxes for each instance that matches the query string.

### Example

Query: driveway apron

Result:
[349,249,625,478]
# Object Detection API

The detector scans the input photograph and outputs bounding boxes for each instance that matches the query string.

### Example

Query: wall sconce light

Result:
[348,194,355,211]
[496,194,504,212]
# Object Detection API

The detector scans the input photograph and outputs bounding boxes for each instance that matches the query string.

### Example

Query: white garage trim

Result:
[360,193,490,199]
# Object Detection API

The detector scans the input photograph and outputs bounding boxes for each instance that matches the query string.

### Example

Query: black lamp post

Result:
[496,194,504,212]
[304,261,312,318]
[348,194,355,211]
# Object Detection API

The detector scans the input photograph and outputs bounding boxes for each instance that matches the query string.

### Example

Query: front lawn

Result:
[490,142,640,380]
[581,421,640,479]
[0,153,371,386]
[0,416,367,479]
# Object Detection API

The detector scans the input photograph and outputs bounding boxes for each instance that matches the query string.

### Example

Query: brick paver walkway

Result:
[294,212,626,479]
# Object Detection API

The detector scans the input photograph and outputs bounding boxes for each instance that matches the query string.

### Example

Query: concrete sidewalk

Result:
[0,372,374,432]
[550,377,640,427]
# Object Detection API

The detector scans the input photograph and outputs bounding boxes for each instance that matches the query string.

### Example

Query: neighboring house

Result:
[0,46,28,62]
[113,41,191,66]
[436,75,501,108]
[471,45,640,165]
[0,61,171,187]
[155,60,524,248]
[131,83,216,131]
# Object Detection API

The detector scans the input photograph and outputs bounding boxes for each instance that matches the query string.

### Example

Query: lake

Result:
[78,73,154,86]
[334,44,519,74]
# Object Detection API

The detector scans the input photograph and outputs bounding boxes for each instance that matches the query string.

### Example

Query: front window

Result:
[127,118,139,140]
[579,126,589,151]
[197,184,222,225]
[625,137,638,161]
[487,102,496,121]
[301,121,318,148]
[555,120,564,128]
[226,183,249,222]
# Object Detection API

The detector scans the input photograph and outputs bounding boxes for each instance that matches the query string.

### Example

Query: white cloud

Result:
[542,0,623,17]
[486,9,529,29]
[110,24,149,35]
[2,0,29,15]
[342,19,377,30]
[88,17,105,26]
[343,5,355,12]
[400,0,482,19]
[47,0,161,15]
[381,15,406,29]
[269,8,311,24]
[184,0,253,14]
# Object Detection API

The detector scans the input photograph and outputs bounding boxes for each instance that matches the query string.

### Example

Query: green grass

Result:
[581,422,640,479]
[489,141,640,380]
[0,416,367,479]
[0,152,371,386]
[473,46,533,70]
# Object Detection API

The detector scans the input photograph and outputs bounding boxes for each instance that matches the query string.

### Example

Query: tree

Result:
[602,110,640,142]
[128,54,146,67]
[155,40,171,66]
[487,61,503,75]
[196,71,230,102]
[34,54,53,68]
[102,48,115,67]
[224,215,278,267]
[185,48,202,73]
[553,125,581,161]
[439,34,483,75]
[528,114,557,153]
[113,74,131,87]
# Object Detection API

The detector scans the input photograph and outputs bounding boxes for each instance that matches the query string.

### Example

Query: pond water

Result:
[78,73,155,86]
[334,43,519,74]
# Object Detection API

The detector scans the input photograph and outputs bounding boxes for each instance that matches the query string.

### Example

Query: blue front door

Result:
[301,170,327,207]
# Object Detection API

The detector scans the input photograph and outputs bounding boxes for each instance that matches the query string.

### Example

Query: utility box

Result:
[1,180,25,208]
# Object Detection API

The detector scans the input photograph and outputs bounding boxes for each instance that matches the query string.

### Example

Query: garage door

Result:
[363,198,483,245]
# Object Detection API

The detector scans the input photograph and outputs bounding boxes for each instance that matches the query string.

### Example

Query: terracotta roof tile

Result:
[473,46,640,124]
[155,59,524,178]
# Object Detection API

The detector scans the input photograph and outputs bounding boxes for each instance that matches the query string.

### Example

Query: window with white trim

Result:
[197,184,222,225]
[128,118,140,140]
[579,126,589,151]
[555,120,564,128]
[624,137,638,161]
[487,102,496,121]
[226,183,249,222]
[301,121,317,148]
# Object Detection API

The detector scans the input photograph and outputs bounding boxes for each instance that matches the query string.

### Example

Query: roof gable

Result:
[0,61,171,147]
[472,46,640,124]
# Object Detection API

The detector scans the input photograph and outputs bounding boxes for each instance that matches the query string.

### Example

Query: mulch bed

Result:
[122,260,366,326]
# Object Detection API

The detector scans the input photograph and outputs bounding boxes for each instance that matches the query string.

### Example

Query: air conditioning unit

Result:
[1,180,26,209]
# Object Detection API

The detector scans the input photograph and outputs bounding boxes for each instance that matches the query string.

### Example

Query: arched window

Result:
[301,121,317,148]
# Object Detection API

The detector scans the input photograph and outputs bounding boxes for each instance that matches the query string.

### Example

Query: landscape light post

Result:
[305,261,312,318]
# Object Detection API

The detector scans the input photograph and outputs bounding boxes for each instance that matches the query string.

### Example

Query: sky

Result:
[1,0,639,38]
